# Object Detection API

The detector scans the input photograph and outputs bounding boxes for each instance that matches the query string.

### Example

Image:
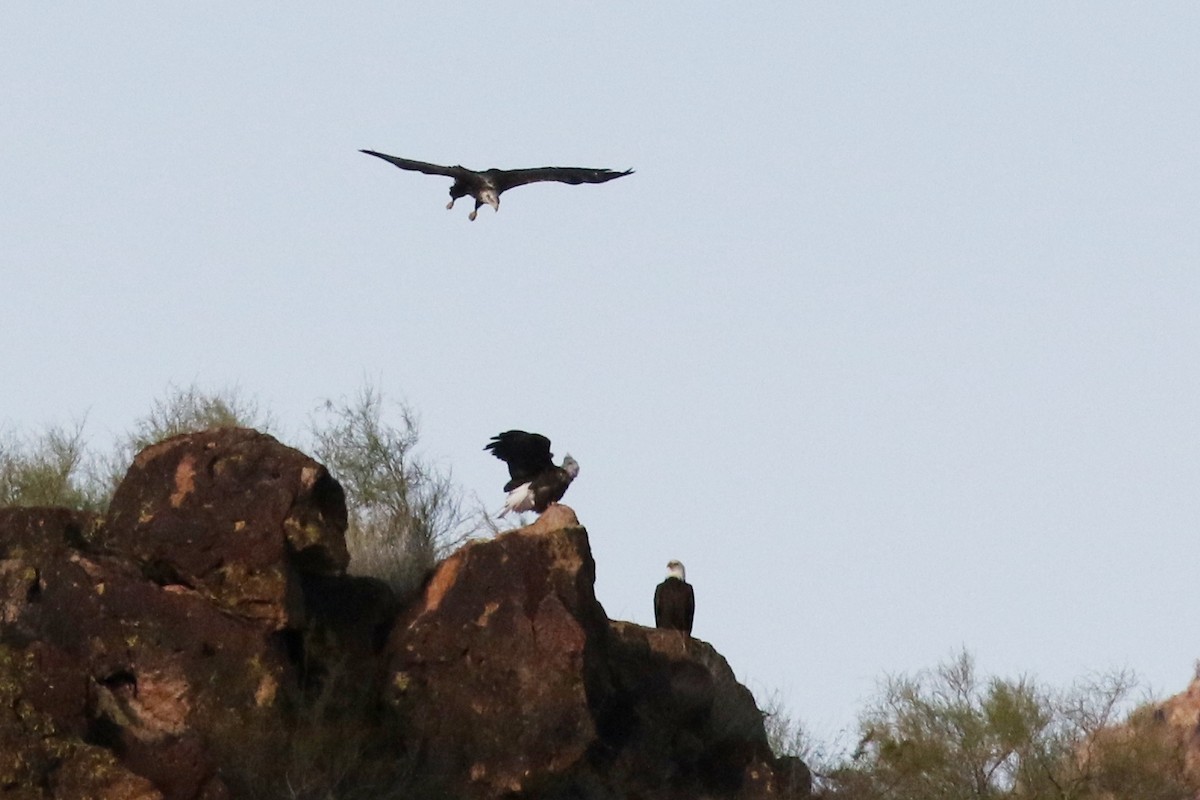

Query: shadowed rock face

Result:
[0,508,170,800]
[604,622,781,797]
[1,429,801,800]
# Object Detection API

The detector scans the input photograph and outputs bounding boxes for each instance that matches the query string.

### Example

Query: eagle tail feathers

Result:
[500,483,536,517]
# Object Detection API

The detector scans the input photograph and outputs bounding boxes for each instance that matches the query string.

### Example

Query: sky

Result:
[4,3,1200,741]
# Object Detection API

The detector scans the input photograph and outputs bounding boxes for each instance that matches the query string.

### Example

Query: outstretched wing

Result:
[485,430,555,489]
[492,167,634,192]
[360,150,473,179]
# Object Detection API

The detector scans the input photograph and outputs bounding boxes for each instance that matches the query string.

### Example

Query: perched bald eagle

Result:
[485,430,579,517]
[654,560,695,635]
[360,150,633,220]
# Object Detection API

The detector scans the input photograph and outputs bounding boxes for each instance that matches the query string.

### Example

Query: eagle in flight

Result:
[361,150,633,220]
[485,430,579,517]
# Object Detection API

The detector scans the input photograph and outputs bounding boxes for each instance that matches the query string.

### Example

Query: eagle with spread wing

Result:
[485,430,579,517]
[361,150,633,220]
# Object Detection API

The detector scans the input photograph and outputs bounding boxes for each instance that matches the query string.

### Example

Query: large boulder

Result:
[103,428,349,628]
[386,505,612,796]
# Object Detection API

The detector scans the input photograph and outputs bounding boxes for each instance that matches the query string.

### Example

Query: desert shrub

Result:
[813,652,1200,800]
[760,690,832,798]
[0,421,103,510]
[123,382,271,449]
[853,651,1051,798]
[309,385,480,597]
[97,382,271,495]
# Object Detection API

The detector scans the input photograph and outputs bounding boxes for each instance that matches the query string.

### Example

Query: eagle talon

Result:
[446,200,455,210]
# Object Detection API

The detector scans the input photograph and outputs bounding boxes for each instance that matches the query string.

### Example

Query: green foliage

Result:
[849,651,1050,798]
[99,382,270,496]
[310,385,478,597]
[0,422,104,510]
[122,382,271,452]
[817,651,1200,800]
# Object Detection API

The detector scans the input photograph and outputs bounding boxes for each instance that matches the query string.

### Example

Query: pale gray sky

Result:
[4,3,1200,738]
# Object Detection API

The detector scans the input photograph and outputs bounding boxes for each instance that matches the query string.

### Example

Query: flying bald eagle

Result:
[654,560,695,635]
[360,150,633,220]
[485,430,579,517]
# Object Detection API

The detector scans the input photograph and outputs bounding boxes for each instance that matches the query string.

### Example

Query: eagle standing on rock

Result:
[360,150,634,220]
[485,431,579,517]
[654,560,695,635]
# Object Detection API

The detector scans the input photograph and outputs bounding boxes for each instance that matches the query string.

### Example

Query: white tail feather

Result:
[498,482,535,518]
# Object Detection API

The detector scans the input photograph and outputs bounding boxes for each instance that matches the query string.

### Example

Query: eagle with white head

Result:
[485,430,579,517]
[654,560,695,635]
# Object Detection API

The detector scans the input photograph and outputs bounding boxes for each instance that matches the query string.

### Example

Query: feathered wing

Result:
[654,582,666,627]
[360,150,473,179]
[485,431,555,490]
[492,166,634,192]
[654,578,694,633]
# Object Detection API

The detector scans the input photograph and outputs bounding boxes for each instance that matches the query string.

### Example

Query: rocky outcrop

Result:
[386,506,611,796]
[1,428,800,799]
[387,505,787,799]
[0,430,361,799]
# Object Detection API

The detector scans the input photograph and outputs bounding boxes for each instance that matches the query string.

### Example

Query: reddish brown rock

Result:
[387,505,610,796]
[0,507,256,799]
[103,428,348,628]
[50,749,165,800]
[0,510,164,800]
